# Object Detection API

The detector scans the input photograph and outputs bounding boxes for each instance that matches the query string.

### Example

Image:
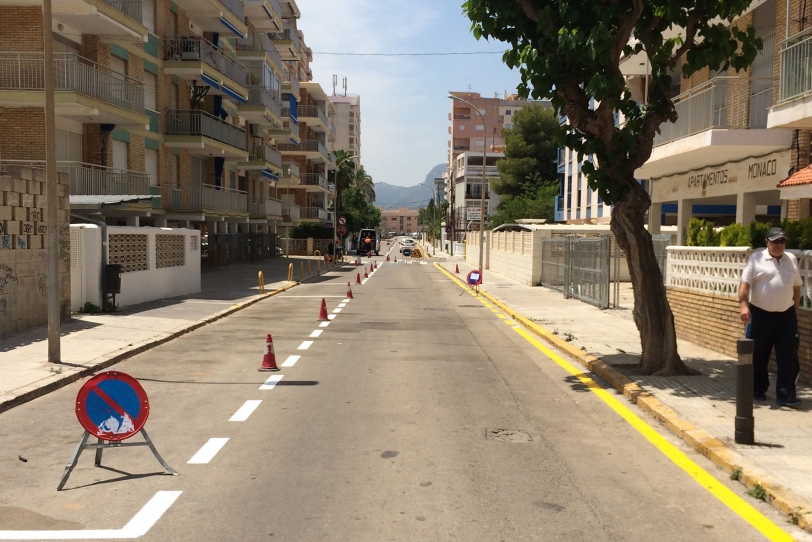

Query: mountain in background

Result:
[375,163,446,209]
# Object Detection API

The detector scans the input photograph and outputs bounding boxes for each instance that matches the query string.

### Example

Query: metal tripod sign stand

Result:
[58,371,178,490]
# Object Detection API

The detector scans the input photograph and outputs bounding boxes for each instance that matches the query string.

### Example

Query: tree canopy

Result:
[493,104,559,202]
[463,0,762,375]
[489,185,558,228]
[341,187,381,233]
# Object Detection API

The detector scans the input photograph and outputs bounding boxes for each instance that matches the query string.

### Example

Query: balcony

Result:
[235,33,284,73]
[0,160,150,196]
[280,68,300,99]
[298,104,331,133]
[636,76,792,179]
[276,139,332,165]
[243,0,283,30]
[159,183,247,214]
[163,36,248,102]
[266,197,282,217]
[0,0,150,42]
[462,165,499,177]
[238,85,282,126]
[282,201,301,222]
[301,172,328,190]
[769,30,812,129]
[169,0,247,37]
[164,109,248,159]
[279,162,300,184]
[453,145,470,151]
[270,22,302,61]
[302,206,328,221]
[238,144,282,175]
[0,52,148,127]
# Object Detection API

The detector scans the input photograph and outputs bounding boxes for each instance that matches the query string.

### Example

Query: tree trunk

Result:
[610,181,690,375]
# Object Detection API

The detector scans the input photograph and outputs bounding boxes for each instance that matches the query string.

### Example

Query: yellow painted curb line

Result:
[435,262,807,536]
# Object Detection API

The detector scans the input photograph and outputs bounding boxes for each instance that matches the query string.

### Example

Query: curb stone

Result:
[0,277,307,415]
[435,262,812,532]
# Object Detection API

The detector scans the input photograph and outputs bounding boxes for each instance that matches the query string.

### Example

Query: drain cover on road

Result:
[485,429,532,442]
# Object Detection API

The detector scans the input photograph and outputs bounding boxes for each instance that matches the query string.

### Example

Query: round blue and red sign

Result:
[466,270,483,286]
[75,372,149,441]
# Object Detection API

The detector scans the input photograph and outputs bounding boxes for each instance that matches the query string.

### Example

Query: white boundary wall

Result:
[70,225,201,310]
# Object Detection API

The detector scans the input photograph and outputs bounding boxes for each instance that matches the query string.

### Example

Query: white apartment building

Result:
[329,94,361,161]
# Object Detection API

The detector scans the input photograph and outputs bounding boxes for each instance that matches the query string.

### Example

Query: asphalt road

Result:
[0,243,802,541]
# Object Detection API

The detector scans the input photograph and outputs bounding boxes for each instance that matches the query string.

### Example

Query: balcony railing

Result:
[165,109,247,150]
[0,160,150,195]
[302,172,326,188]
[281,162,300,179]
[464,165,499,177]
[654,76,774,147]
[219,0,245,21]
[270,22,300,50]
[246,85,281,118]
[453,145,470,151]
[267,197,282,216]
[276,139,330,159]
[0,52,144,113]
[101,0,143,22]
[249,144,282,168]
[163,36,247,87]
[282,201,301,221]
[280,68,300,94]
[779,29,812,102]
[203,183,248,213]
[298,104,329,127]
[235,33,283,70]
[454,113,471,120]
[304,206,328,220]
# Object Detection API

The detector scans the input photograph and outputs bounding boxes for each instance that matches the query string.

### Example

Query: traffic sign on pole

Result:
[466,270,483,286]
[338,216,347,225]
[337,224,347,235]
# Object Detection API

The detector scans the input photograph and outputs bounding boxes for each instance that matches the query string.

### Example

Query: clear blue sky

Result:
[299,0,522,187]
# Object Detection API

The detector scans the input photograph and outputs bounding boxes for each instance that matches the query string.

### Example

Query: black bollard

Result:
[735,338,755,444]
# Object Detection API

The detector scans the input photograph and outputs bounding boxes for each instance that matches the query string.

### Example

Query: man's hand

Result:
[740,305,751,324]
[738,282,751,324]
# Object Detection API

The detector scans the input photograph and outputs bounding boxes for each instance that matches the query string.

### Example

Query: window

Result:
[172,155,179,188]
[112,140,128,171]
[170,83,178,110]
[55,129,81,162]
[111,56,127,82]
[505,110,512,115]
[142,0,155,33]
[144,72,156,111]
[459,125,465,131]
[475,140,484,147]
[475,125,484,131]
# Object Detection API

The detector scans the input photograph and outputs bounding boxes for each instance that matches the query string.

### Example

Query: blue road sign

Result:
[402,248,412,257]
[75,372,149,441]
[466,270,483,286]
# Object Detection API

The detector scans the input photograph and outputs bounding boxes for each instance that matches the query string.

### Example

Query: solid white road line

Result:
[332,308,342,313]
[319,321,330,328]
[260,375,284,389]
[298,341,314,350]
[229,400,262,422]
[188,438,229,464]
[0,491,183,540]
[281,355,300,367]
[309,330,323,338]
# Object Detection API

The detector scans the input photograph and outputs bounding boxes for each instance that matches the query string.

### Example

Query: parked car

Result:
[399,237,416,254]
[357,229,380,256]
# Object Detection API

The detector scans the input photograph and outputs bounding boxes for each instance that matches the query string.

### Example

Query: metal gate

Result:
[540,236,611,309]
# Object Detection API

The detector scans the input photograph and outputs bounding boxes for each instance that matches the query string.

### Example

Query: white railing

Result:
[779,28,812,102]
[165,109,247,150]
[298,104,329,127]
[655,76,774,146]
[266,197,282,216]
[202,183,248,213]
[302,172,326,188]
[0,52,144,113]
[280,68,299,95]
[304,207,328,220]
[101,0,143,21]
[464,165,499,177]
[281,161,300,179]
[163,36,247,86]
[282,201,301,221]
[270,22,300,50]
[236,33,283,70]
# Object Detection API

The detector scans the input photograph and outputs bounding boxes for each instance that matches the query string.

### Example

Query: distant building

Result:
[329,94,361,162]
[379,207,419,234]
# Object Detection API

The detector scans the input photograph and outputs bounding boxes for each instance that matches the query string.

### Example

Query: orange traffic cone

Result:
[346,282,354,299]
[394,257,397,262]
[386,255,390,261]
[318,298,329,321]
[364,271,369,279]
[356,273,361,284]
[455,264,460,274]
[259,334,279,372]
[354,259,358,266]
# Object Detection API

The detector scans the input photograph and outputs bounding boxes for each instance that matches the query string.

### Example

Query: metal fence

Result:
[101,0,143,21]
[165,109,247,150]
[779,29,812,102]
[163,36,246,86]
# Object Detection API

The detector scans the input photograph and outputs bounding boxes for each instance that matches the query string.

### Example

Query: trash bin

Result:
[105,264,122,294]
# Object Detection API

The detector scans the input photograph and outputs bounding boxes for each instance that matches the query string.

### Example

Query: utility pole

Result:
[44,0,61,363]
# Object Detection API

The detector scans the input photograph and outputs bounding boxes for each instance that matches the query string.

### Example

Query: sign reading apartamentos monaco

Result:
[650,150,791,203]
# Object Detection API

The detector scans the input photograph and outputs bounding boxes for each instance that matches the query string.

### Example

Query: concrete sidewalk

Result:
[0,256,347,413]
[432,250,812,531]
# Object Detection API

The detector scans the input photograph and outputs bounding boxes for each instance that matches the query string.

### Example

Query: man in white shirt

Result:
[739,227,802,407]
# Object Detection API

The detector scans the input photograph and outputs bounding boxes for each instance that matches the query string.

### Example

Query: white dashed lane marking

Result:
[309,330,323,338]
[298,341,314,350]
[229,400,262,422]
[260,375,284,389]
[281,355,300,367]
[188,438,229,464]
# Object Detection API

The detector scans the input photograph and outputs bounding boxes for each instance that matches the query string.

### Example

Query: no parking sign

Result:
[75,372,149,441]
[466,270,483,286]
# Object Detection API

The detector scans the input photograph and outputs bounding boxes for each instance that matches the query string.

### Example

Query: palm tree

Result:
[351,168,375,203]
[332,149,357,194]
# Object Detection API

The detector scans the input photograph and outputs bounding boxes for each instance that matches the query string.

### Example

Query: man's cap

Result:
[766,227,787,241]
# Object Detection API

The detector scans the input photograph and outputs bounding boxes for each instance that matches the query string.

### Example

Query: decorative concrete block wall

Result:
[0,166,70,337]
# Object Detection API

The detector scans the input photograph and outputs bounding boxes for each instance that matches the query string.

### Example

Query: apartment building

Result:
[0,0,334,265]
[380,207,419,235]
[445,92,543,240]
[557,0,812,243]
[450,151,501,233]
[329,94,361,162]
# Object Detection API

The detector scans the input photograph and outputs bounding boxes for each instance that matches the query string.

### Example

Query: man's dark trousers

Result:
[750,304,800,401]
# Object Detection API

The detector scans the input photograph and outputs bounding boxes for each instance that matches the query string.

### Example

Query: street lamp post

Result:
[414,184,439,255]
[333,153,359,259]
[449,95,487,278]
